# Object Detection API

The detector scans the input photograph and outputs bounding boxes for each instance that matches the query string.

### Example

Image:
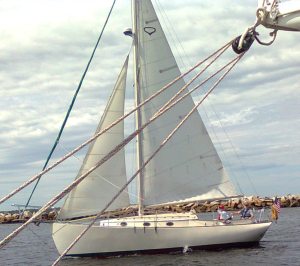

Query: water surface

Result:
[0,208,299,266]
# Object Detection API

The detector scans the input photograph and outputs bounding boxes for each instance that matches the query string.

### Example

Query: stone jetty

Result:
[108,194,300,218]
[0,209,58,224]
[0,194,299,224]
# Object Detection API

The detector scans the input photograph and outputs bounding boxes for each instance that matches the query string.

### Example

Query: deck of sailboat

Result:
[56,212,271,228]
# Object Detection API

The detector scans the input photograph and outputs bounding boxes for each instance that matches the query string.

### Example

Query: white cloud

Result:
[0,0,299,210]
[210,107,258,127]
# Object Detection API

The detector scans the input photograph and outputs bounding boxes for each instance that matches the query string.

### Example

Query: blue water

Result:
[0,208,299,266]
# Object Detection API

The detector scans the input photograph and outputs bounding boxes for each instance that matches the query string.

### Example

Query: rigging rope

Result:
[0,40,233,207]
[0,46,243,251]
[52,53,245,266]
[59,142,139,201]
[159,43,231,112]
[23,0,117,210]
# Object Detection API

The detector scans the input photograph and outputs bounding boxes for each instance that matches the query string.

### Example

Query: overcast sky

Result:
[0,0,299,211]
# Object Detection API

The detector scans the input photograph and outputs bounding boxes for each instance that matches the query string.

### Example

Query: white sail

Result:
[58,57,130,220]
[135,0,237,206]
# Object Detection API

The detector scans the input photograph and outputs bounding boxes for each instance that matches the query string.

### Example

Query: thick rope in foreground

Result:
[156,55,242,119]
[0,52,242,250]
[0,40,232,207]
[158,42,231,112]
[52,53,244,266]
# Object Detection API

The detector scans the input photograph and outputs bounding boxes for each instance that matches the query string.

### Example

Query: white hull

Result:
[52,213,271,257]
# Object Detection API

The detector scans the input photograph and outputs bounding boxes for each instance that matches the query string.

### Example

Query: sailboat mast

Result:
[132,0,144,216]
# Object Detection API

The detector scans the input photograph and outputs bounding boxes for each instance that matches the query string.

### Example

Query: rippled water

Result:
[0,208,299,266]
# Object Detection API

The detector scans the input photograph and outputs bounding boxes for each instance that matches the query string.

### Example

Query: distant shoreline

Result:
[0,194,299,224]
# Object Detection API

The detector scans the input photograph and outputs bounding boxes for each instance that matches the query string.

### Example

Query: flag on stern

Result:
[271,197,281,221]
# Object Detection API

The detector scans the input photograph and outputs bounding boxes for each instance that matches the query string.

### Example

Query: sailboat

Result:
[52,0,272,257]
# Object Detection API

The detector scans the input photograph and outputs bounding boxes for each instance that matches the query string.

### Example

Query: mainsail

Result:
[135,0,237,206]
[58,57,130,219]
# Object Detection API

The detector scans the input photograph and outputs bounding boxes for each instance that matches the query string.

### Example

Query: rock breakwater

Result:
[0,194,299,223]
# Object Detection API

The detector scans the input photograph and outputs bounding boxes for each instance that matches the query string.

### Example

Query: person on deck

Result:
[239,203,254,219]
[217,205,232,223]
